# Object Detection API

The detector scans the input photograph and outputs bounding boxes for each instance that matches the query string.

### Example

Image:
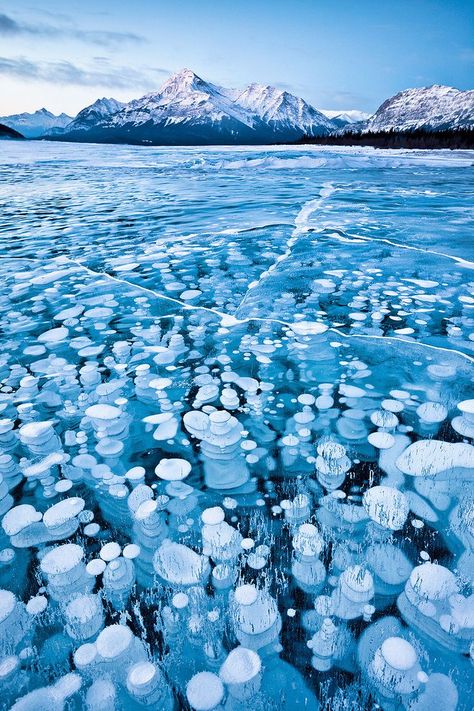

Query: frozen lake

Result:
[0,142,473,709]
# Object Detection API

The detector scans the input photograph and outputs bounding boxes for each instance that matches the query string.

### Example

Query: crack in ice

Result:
[62,258,474,365]
[234,182,336,311]
[322,229,474,269]
[2,243,472,365]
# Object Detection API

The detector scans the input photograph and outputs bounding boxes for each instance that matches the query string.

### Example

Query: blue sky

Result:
[0,0,472,116]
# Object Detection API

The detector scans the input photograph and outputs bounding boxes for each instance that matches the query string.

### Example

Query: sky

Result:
[0,0,472,117]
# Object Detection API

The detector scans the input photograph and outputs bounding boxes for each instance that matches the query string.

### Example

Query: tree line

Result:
[298,127,474,150]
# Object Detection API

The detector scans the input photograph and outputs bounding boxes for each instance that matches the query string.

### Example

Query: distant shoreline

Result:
[296,127,474,150]
[4,131,474,151]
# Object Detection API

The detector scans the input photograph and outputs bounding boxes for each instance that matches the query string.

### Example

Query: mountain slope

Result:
[0,109,72,138]
[62,98,126,134]
[365,85,474,132]
[321,110,372,129]
[0,123,24,139]
[49,69,335,145]
[233,83,334,136]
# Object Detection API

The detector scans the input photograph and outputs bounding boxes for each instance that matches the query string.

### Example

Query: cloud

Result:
[0,12,145,47]
[0,13,19,34]
[0,56,169,90]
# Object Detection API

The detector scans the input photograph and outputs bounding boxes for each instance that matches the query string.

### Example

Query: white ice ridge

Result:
[325,228,474,270]
[286,181,474,270]
[244,182,336,294]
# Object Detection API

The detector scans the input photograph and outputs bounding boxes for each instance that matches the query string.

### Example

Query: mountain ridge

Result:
[46,68,335,145]
[362,84,474,133]
[3,72,472,145]
[0,123,24,140]
[0,109,72,138]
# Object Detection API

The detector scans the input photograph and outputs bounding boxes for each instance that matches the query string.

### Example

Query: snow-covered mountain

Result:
[49,69,334,145]
[42,76,474,145]
[233,83,334,135]
[321,109,372,128]
[0,108,72,138]
[56,98,125,134]
[109,70,255,130]
[365,85,474,132]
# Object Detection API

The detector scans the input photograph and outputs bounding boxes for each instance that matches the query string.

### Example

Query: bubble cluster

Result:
[0,143,472,710]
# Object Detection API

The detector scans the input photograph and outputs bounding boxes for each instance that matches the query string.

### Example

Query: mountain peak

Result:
[366,84,474,132]
[81,97,125,114]
[0,107,72,137]
[159,68,207,94]
[48,69,337,143]
[235,82,334,134]
[174,68,200,80]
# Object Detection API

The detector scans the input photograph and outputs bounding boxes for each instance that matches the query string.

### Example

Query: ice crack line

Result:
[234,182,336,310]
[324,229,474,269]
[2,256,472,364]
[63,258,474,365]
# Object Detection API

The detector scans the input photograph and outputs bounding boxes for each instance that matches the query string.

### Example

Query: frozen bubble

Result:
[363,485,409,530]
[381,399,405,413]
[19,420,55,443]
[40,543,84,576]
[457,399,474,416]
[54,480,73,494]
[37,326,69,343]
[172,592,189,609]
[85,404,122,421]
[74,642,97,670]
[100,542,121,562]
[43,497,85,530]
[241,538,255,550]
[339,384,365,398]
[180,289,202,300]
[396,440,474,477]
[26,595,48,615]
[368,431,395,449]
[202,506,225,525]
[186,671,224,710]
[96,624,133,659]
[155,458,191,481]
[2,505,42,536]
[219,646,261,684]
[153,541,209,586]
[123,544,141,559]
[234,584,258,606]
[381,637,417,671]
[0,589,16,622]
[290,321,328,335]
[408,562,458,601]
[416,401,447,423]
[84,523,100,537]
[86,559,106,576]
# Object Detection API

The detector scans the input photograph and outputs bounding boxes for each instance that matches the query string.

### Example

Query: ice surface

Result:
[0,142,472,709]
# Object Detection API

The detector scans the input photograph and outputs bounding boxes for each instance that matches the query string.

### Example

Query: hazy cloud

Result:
[0,56,169,89]
[0,13,18,34]
[0,12,145,47]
